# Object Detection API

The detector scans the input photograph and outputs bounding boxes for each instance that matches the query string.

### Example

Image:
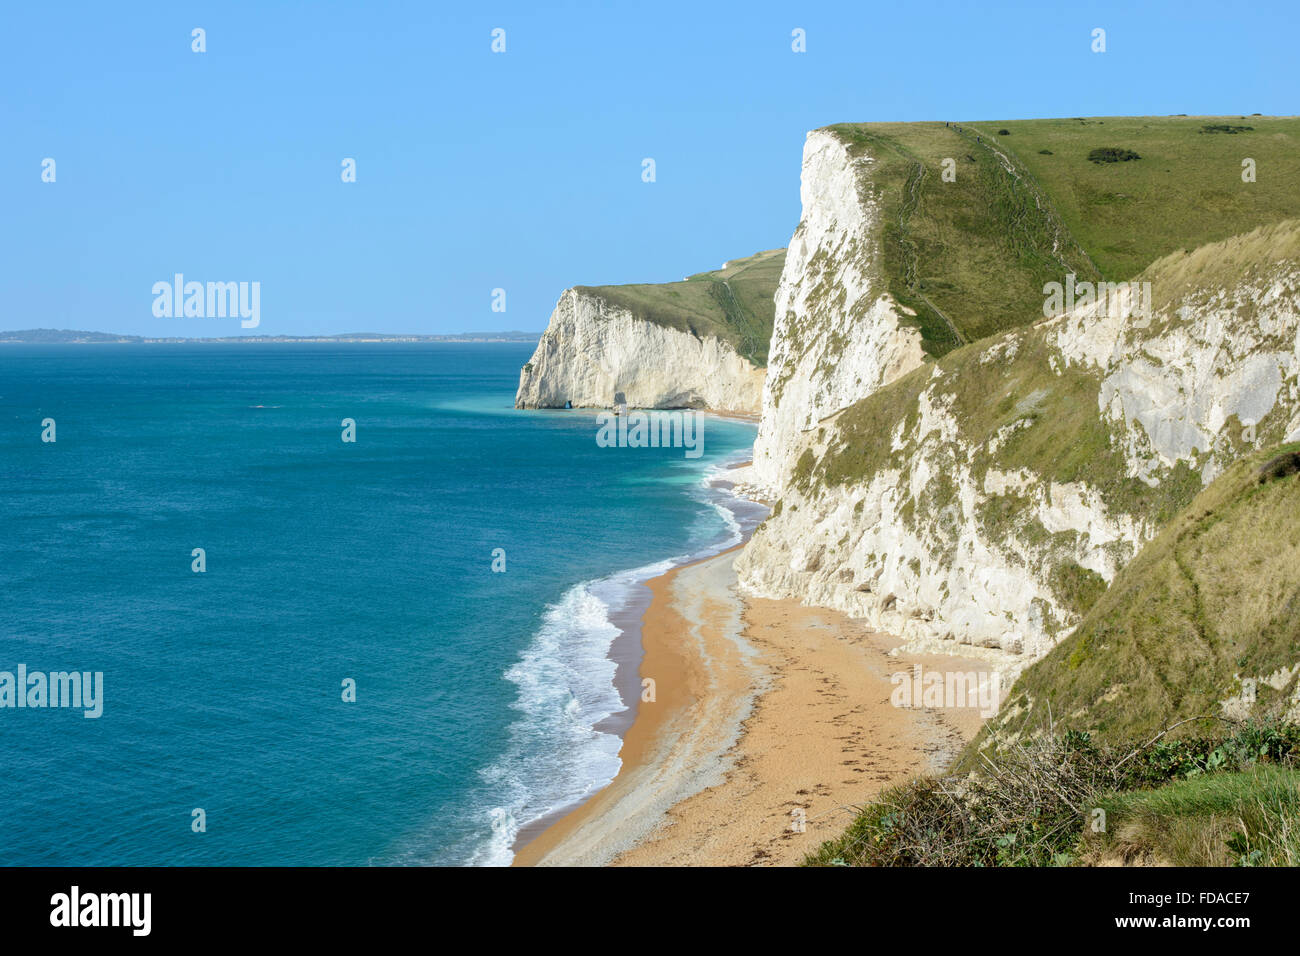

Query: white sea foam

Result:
[707,496,744,549]
[470,559,675,866]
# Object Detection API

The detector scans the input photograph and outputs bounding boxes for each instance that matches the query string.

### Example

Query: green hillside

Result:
[806,725,1300,867]
[1081,765,1300,866]
[572,248,785,367]
[975,443,1300,751]
[828,115,1300,357]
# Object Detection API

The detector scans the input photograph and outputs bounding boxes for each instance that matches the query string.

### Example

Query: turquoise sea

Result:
[0,344,759,865]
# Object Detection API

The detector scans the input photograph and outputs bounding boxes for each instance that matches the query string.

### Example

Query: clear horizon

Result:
[5,0,1298,337]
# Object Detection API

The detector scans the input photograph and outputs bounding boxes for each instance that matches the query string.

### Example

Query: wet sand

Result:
[512,546,758,865]
[514,545,997,867]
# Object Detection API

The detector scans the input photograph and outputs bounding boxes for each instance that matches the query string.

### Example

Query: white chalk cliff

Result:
[737,216,1300,672]
[752,130,927,491]
[515,289,765,413]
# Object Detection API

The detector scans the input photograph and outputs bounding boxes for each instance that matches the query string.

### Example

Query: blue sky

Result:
[3,0,1296,336]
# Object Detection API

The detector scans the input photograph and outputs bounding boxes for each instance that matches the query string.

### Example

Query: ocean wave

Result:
[468,558,676,866]
[706,499,744,550]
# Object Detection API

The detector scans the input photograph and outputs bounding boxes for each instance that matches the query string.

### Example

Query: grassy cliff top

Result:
[571,248,785,367]
[962,116,1300,280]
[826,115,1300,357]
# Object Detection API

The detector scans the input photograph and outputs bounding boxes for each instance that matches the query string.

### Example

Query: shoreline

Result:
[513,518,999,867]
[512,544,758,866]
[506,570,657,853]
[505,446,765,860]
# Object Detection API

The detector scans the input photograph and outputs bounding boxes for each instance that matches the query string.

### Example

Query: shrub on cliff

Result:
[1088,146,1141,163]
[805,720,1300,867]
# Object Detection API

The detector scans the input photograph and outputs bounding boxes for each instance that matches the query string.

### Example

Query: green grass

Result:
[1141,217,1300,314]
[573,248,784,367]
[819,116,1300,357]
[1049,561,1109,618]
[1083,766,1300,866]
[963,115,1300,281]
[829,121,1096,355]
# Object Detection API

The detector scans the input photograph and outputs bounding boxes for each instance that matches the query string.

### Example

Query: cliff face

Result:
[736,222,1300,672]
[515,118,1300,681]
[514,288,766,412]
[752,130,926,490]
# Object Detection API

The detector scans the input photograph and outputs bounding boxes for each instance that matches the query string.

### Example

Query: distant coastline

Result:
[0,328,542,345]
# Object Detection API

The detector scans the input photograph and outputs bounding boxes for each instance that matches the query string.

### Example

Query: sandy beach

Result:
[513,541,997,867]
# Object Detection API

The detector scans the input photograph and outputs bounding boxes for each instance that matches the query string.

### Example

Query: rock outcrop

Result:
[973,441,1300,747]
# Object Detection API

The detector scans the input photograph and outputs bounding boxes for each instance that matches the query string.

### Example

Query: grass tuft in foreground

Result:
[1082,764,1300,866]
